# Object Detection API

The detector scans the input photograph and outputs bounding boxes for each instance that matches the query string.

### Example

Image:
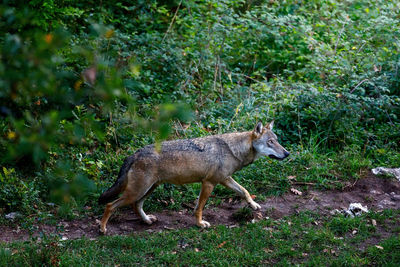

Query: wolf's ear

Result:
[266,120,274,130]
[253,121,263,136]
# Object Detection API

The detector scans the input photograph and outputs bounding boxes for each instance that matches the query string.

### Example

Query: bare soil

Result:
[1,172,400,243]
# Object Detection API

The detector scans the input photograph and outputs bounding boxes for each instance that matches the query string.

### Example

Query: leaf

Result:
[290,188,303,196]
[217,241,227,248]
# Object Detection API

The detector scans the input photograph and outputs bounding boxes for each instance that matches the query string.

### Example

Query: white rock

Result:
[372,167,400,181]
[347,203,368,217]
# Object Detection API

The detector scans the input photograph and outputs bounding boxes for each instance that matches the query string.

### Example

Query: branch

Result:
[350,79,368,94]
[334,21,346,54]
[162,1,182,43]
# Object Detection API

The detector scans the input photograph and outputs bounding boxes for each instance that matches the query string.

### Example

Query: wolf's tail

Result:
[98,155,135,204]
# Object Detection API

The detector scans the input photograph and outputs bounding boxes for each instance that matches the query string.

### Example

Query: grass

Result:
[1,210,399,266]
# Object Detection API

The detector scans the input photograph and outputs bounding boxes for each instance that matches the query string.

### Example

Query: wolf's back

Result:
[98,155,135,204]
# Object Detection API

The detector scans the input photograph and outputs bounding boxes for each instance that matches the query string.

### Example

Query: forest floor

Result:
[1,172,399,245]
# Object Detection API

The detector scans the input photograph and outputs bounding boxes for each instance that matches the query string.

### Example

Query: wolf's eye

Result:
[267,139,274,145]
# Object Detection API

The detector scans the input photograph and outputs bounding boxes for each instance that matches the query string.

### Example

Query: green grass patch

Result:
[1,210,399,266]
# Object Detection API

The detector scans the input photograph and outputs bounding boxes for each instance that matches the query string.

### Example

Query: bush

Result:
[0,167,42,214]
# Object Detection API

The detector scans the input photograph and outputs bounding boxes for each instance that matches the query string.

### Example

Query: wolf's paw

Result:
[99,227,107,235]
[144,214,158,225]
[250,201,261,210]
[96,219,107,235]
[197,220,211,228]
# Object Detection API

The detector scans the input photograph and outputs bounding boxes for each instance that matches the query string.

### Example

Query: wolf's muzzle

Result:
[268,151,290,160]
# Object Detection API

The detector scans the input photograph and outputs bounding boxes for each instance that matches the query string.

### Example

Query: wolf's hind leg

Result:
[221,176,261,210]
[99,197,130,234]
[133,183,159,225]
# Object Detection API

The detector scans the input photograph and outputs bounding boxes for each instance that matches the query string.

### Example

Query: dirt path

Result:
[1,173,400,243]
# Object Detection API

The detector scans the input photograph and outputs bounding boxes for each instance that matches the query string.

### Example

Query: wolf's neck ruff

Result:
[215,131,257,169]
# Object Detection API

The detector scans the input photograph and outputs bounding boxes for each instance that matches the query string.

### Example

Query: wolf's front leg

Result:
[221,176,261,210]
[194,181,215,228]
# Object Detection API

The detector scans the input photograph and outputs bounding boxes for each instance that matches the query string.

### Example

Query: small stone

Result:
[119,225,130,231]
[371,219,377,226]
[330,209,341,215]
[254,212,263,219]
[379,199,396,206]
[370,190,382,195]
[390,194,400,201]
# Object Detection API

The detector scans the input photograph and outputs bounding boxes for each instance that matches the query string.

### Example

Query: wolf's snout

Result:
[284,151,290,158]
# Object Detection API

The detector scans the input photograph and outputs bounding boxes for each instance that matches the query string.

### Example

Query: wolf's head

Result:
[252,121,290,160]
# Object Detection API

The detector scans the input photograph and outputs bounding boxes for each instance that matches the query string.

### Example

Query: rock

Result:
[5,212,22,220]
[330,209,341,215]
[391,195,400,201]
[344,203,368,217]
[378,199,396,207]
[119,225,130,231]
[372,167,400,181]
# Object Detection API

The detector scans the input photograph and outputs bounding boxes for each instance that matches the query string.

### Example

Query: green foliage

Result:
[232,206,253,224]
[0,167,42,214]
[0,3,191,210]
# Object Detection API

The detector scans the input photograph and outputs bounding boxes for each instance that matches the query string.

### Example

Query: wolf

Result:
[98,121,289,234]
